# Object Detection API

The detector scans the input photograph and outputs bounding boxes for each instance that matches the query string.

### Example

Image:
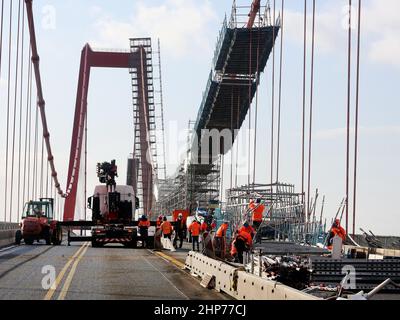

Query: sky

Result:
[0,0,399,235]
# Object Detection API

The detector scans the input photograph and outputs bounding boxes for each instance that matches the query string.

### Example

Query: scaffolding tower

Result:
[225,183,324,244]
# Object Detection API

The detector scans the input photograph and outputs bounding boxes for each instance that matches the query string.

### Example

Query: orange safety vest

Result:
[250,202,265,222]
[189,222,201,236]
[216,224,228,238]
[138,220,150,228]
[331,226,346,241]
[160,221,172,235]
[237,230,253,247]
[239,225,255,236]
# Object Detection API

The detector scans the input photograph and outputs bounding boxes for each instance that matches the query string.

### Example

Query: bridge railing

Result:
[0,223,19,231]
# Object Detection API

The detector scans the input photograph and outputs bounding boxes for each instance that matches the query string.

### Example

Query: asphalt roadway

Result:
[0,242,228,300]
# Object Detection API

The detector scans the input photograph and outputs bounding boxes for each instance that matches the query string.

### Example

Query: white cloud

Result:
[364,0,400,68]
[89,0,218,58]
[284,0,400,68]
[315,125,400,140]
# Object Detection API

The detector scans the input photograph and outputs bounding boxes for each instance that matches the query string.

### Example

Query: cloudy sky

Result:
[0,0,399,235]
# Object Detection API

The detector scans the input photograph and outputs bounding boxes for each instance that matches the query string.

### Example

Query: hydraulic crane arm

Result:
[247,0,261,29]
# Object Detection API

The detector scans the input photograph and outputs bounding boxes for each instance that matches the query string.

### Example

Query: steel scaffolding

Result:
[225,183,324,244]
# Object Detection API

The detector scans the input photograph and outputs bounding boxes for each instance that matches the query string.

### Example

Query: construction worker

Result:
[327,219,347,250]
[173,213,186,249]
[249,198,265,243]
[138,215,151,248]
[239,221,255,238]
[156,215,163,229]
[215,221,229,259]
[234,229,253,264]
[188,220,201,252]
[160,216,173,240]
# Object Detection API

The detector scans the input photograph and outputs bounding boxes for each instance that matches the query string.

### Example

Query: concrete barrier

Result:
[185,251,320,300]
[0,223,19,247]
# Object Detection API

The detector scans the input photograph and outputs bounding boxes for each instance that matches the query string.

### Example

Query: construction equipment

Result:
[15,198,62,246]
[63,160,156,248]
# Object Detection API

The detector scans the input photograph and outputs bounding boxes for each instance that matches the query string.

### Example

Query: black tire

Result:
[128,238,137,249]
[43,228,51,245]
[15,230,22,245]
[52,227,62,246]
[24,238,34,245]
[91,237,103,248]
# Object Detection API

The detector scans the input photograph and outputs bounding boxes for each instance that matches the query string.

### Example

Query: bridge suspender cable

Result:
[10,0,22,221]
[4,0,13,221]
[301,0,307,208]
[17,2,25,215]
[248,17,253,192]
[352,0,362,237]
[0,0,4,220]
[252,8,261,187]
[276,0,285,184]
[345,0,352,232]
[270,0,276,188]
[307,0,316,222]
[22,46,32,213]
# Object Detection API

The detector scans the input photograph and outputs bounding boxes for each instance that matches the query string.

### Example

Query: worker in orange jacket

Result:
[249,199,265,243]
[160,217,173,240]
[234,229,253,264]
[215,221,229,259]
[138,215,151,248]
[249,199,265,228]
[188,220,201,252]
[327,219,347,250]
[239,222,255,238]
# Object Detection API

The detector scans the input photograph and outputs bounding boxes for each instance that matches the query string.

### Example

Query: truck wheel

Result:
[92,238,101,248]
[15,230,22,245]
[52,227,62,246]
[129,239,137,249]
[24,238,34,245]
[43,229,51,245]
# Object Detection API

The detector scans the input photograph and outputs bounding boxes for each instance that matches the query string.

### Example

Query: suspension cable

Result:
[307,0,316,222]
[33,97,38,199]
[345,0,352,232]
[17,0,25,215]
[40,135,44,197]
[301,0,307,209]
[230,87,234,190]
[0,0,4,78]
[0,0,4,219]
[252,9,262,186]
[4,0,13,221]
[270,0,276,187]
[352,0,362,237]
[247,20,253,192]
[9,0,22,222]
[22,46,32,206]
[276,0,284,183]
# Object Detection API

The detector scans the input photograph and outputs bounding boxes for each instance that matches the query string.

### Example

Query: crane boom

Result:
[247,0,261,29]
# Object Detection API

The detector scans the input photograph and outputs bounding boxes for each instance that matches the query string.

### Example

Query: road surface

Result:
[0,242,228,300]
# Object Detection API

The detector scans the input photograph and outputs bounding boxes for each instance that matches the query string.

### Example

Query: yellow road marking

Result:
[43,243,88,300]
[154,251,185,269]
[57,243,89,300]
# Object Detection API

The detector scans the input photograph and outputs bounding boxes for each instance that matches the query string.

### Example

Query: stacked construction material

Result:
[310,257,400,292]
